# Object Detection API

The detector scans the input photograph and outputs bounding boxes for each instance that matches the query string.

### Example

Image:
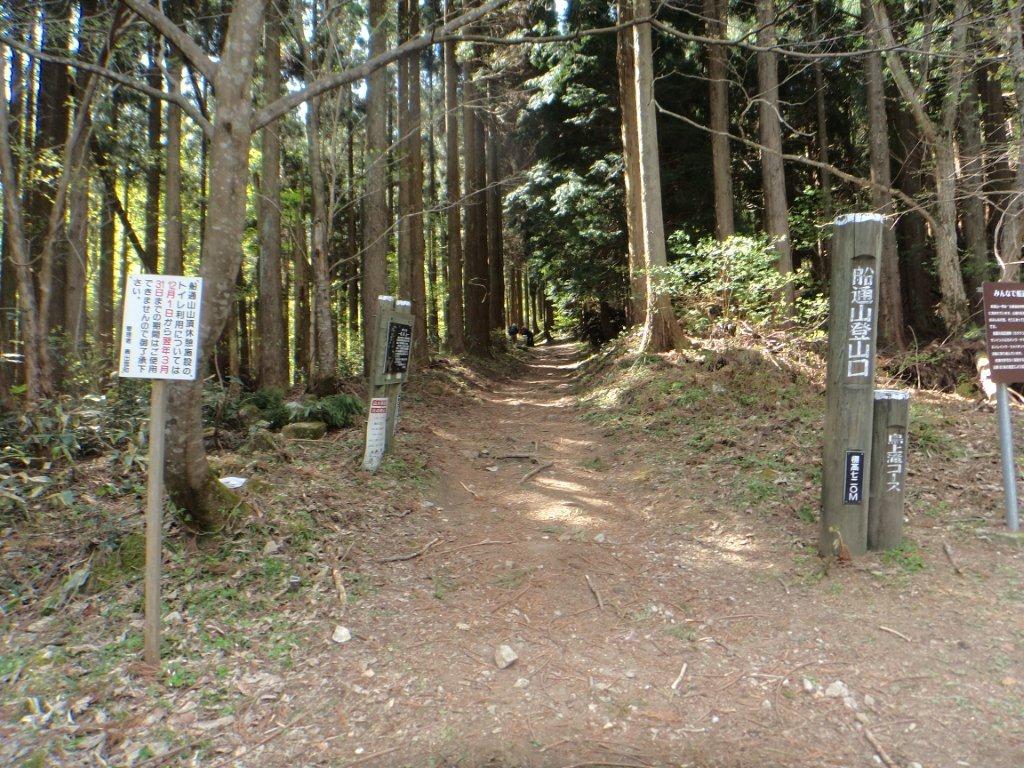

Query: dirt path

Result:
[265,343,1022,768]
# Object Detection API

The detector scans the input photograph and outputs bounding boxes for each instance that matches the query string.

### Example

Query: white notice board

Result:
[118,274,203,380]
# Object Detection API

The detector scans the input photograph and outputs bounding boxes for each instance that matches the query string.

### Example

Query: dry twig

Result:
[432,539,513,557]
[378,536,441,563]
[942,541,964,575]
[671,662,688,690]
[585,574,604,610]
[521,461,554,482]
[878,625,912,643]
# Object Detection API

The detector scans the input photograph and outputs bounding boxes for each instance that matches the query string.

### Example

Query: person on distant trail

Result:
[508,324,519,343]
[520,326,535,347]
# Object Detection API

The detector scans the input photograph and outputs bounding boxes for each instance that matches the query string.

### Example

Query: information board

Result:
[119,274,203,380]
[384,320,413,376]
[983,281,1024,384]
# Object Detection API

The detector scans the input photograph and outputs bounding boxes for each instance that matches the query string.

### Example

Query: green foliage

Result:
[663,233,828,332]
[292,394,364,429]
[882,541,925,573]
[239,388,364,430]
[0,387,149,515]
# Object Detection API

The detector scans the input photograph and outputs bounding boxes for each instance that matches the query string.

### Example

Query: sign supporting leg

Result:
[996,383,1020,532]
[144,379,168,666]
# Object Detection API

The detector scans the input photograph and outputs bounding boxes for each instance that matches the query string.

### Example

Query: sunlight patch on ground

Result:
[527,501,602,527]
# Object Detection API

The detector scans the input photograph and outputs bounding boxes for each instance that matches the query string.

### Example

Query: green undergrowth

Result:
[578,336,822,527]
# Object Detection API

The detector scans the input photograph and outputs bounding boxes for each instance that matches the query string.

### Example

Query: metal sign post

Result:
[820,214,883,558]
[982,281,1024,532]
[362,296,415,471]
[118,274,204,667]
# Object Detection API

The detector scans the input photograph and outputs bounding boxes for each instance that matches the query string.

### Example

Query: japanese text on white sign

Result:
[847,265,875,379]
[119,275,203,380]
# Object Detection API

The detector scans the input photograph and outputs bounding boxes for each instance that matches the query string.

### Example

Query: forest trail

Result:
[264,343,1021,768]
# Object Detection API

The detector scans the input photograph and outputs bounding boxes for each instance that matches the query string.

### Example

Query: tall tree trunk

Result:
[462,59,490,353]
[165,0,184,274]
[632,0,686,352]
[98,160,115,358]
[165,0,268,527]
[363,0,390,373]
[705,0,734,240]
[892,107,939,336]
[409,0,428,365]
[145,35,161,273]
[257,4,288,388]
[616,0,646,324]
[959,66,989,295]
[346,86,360,350]
[0,54,46,402]
[755,0,794,305]
[443,0,465,352]
[307,95,338,391]
[426,42,440,345]
[64,144,88,352]
[32,0,73,341]
[294,217,311,384]
[486,118,504,330]
[864,8,905,350]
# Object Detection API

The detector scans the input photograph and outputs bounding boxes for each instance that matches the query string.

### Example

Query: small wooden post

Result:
[868,389,910,551]
[820,214,883,558]
[144,379,168,666]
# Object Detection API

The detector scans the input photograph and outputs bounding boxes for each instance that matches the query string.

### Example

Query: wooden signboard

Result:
[118,274,204,667]
[983,282,1024,384]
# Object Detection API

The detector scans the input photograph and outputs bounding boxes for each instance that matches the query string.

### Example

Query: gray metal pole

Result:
[996,383,1020,531]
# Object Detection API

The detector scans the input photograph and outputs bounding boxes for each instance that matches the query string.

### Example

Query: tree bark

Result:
[959,67,989,296]
[755,0,794,305]
[462,59,490,353]
[705,0,734,240]
[443,0,465,352]
[257,4,288,389]
[307,94,338,391]
[486,118,504,330]
[632,0,686,352]
[616,0,646,323]
[165,0,184,274]
[144,35,162,273]
[864,7,904,350]
[363,0,390,373]
[0,54,47,402]
[165,0,268,528]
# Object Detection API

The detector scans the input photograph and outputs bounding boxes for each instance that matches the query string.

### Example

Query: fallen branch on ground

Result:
[585,574,604,610]
[671,662,688,690]
[942,541,964,575]
[521,461,554,482]
[332,568,348,613]
[378,536,441,563]
[878,625,912,643]
[431,539,513,557]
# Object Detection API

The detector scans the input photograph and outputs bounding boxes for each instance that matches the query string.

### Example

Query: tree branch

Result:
[117,0,219,82]
[253,0,514,130]
[0,33,213,137]
[655,101,938,230]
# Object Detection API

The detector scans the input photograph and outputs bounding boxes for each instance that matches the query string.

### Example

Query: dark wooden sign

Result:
[384,320,413,375]
[983,281,1024,384]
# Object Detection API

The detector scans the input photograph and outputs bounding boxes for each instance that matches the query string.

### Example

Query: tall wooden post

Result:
[868,390,910,550]
[144,379,167,666]
[820,214,883,558]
